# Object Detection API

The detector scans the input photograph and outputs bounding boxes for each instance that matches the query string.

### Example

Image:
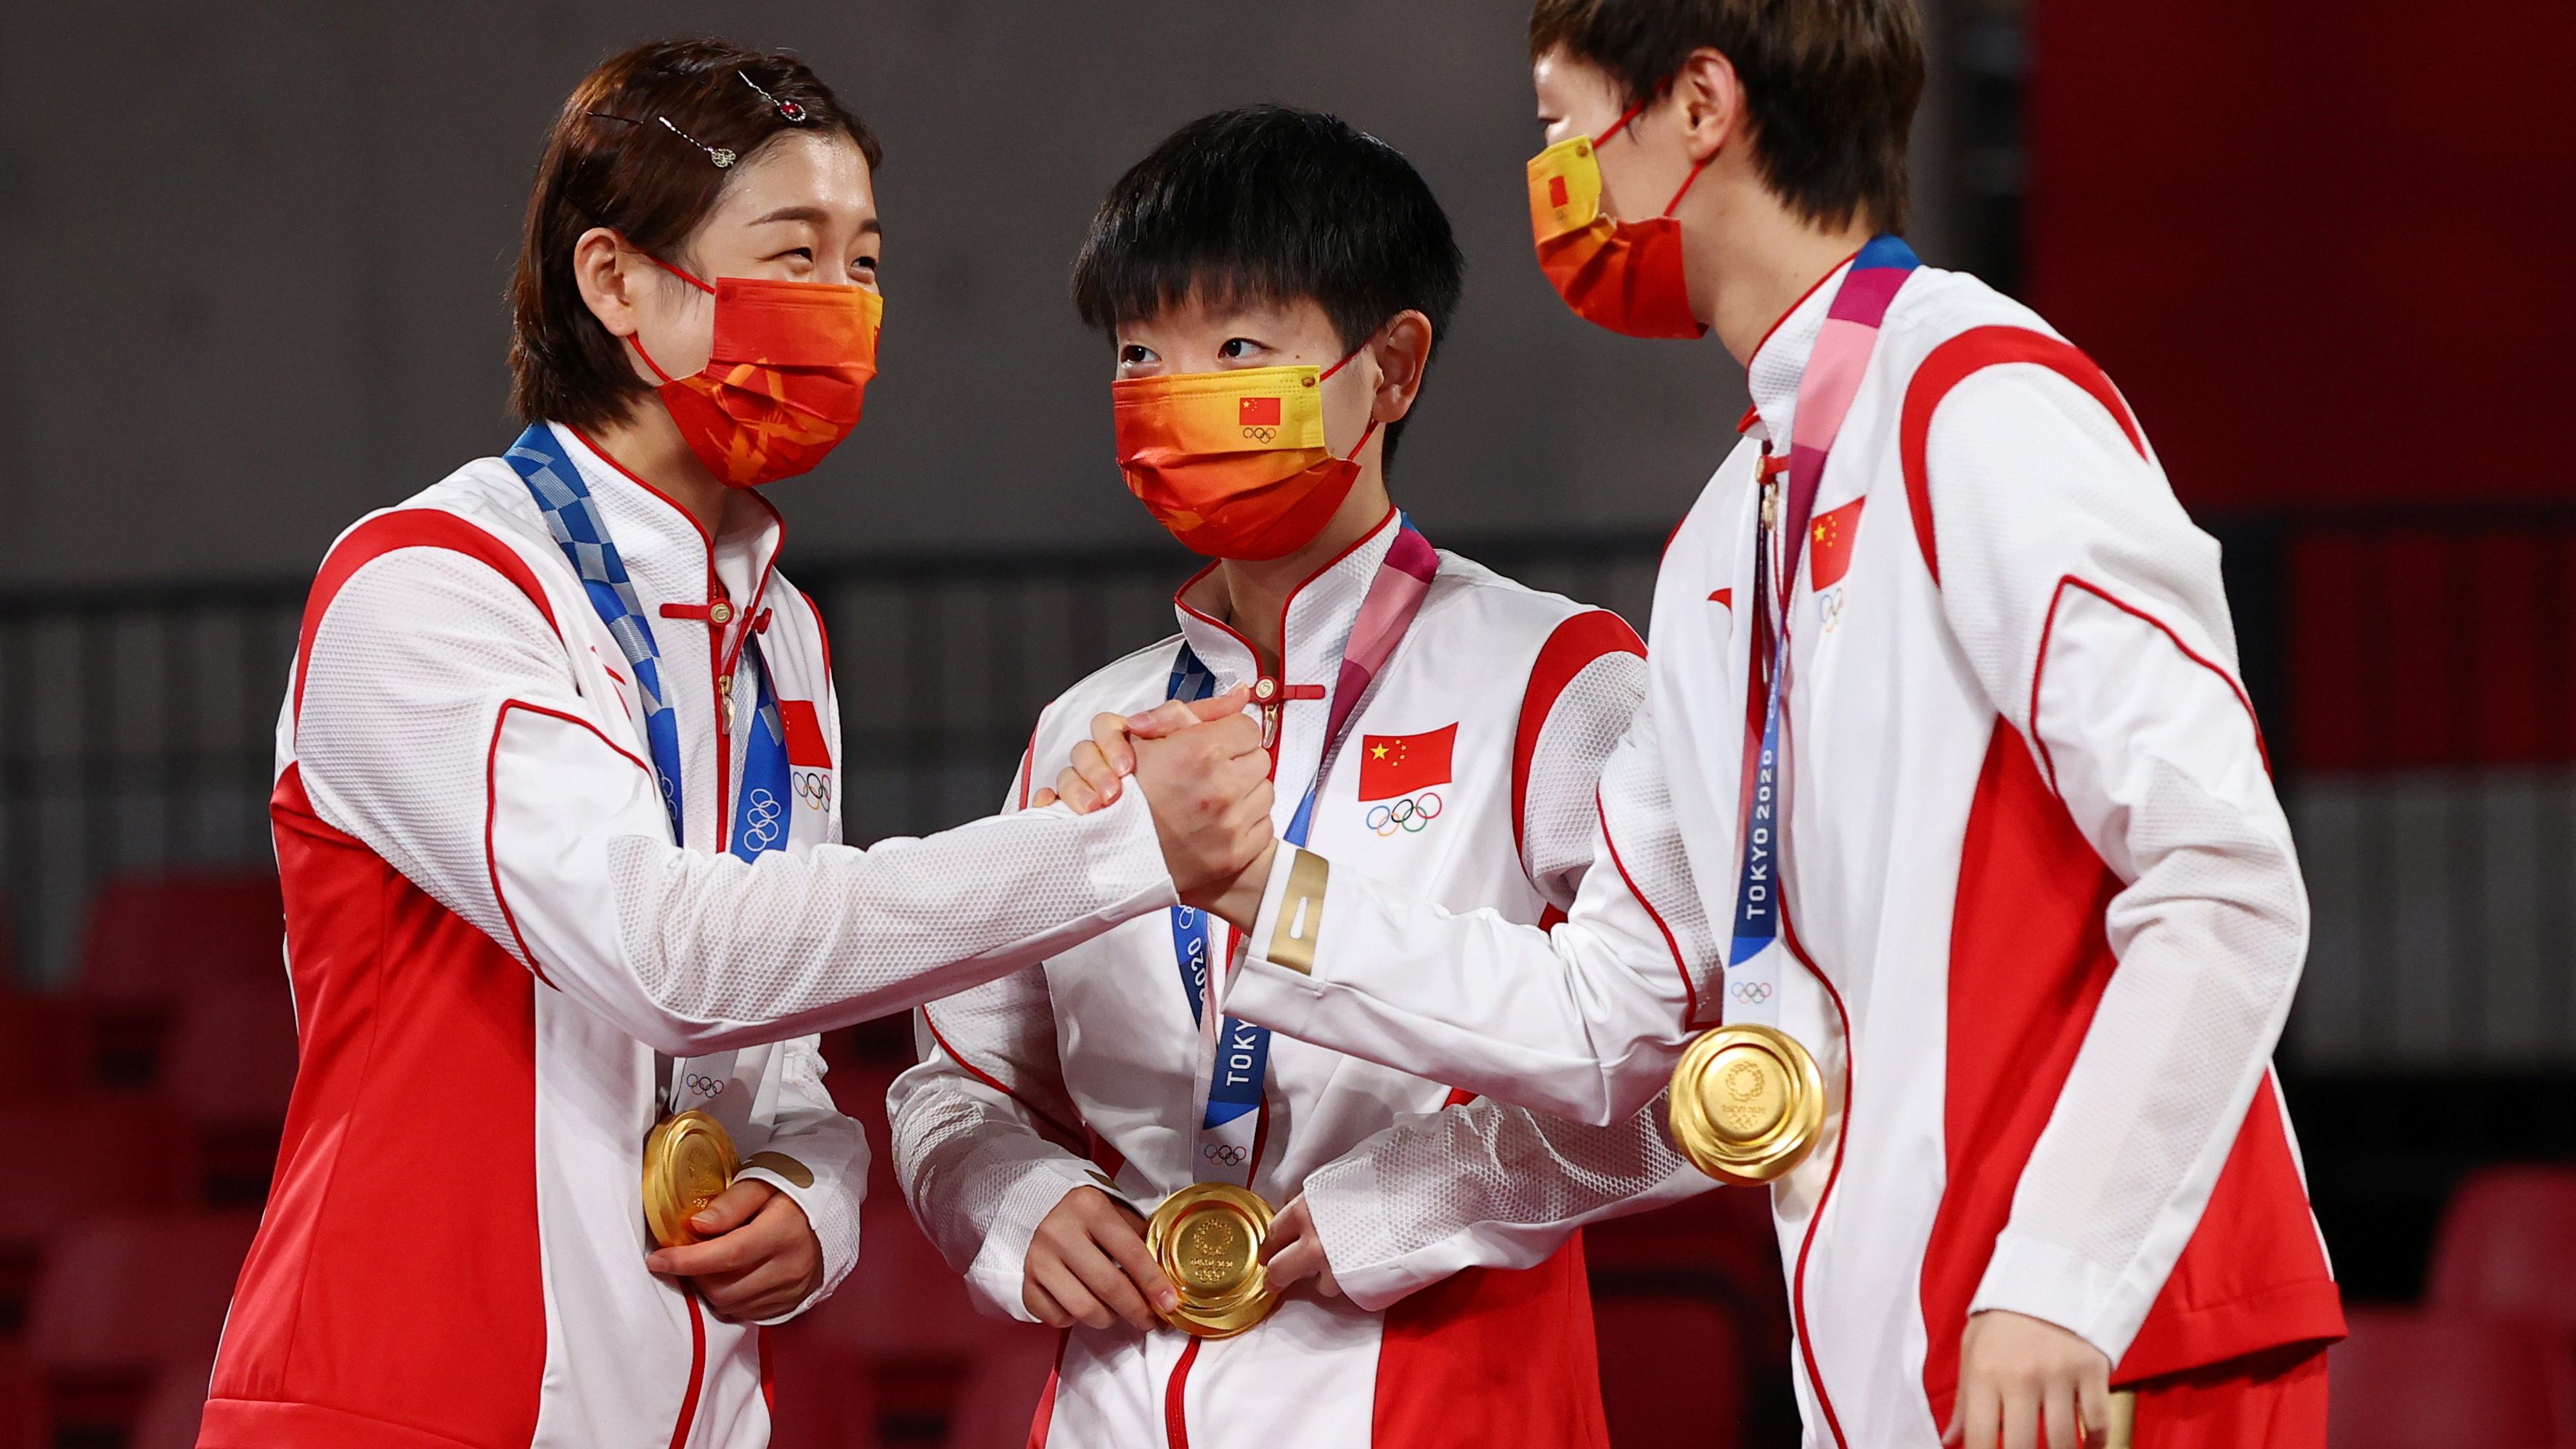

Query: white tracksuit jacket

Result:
[1219,266,2343,1446]
[207,423,1179,1449]
[891,513,1709,1448]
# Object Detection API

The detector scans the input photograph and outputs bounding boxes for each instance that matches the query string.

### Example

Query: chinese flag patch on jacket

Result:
[1358,724,1456,801]
[1809,498,1865,590]
[778,700,833,768]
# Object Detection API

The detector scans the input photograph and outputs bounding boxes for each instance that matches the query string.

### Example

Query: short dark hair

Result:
[1529,0,1923,234]
[508,38,881,431]
[1069,106,1466,467]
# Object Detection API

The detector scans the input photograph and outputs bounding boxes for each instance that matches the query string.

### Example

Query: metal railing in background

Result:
[0,581,306,979]
[7,515,2575,1076]
[0,532,1665,986]
[2227,506,2576,1069]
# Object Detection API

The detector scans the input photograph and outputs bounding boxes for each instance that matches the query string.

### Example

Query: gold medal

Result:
[642,1109,741,1248]
[1667,1022,1826,1185]
[1144,1183,1278,1338]
[2103,1390,2135,1449]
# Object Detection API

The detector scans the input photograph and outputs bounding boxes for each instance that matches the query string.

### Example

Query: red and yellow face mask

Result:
[1112,354,1377,560]
[1527,100,1710,340]
[629,258,882,489]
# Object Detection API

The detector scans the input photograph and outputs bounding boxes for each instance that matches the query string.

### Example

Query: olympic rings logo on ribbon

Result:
[1364,791,1443,837]
[1730,981,1773,1004]
[683,1074,727,1098]
[794,770,833,809]
[1201,1143,1248,1167]
[743,788,786,849]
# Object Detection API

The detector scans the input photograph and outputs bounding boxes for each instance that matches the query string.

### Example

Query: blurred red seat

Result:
[67,873,285,1093]
[29,1211,258,1369]
[158,978,300,1206]
[2425,1164,2576,1332]
[1594,1292,1749,1449]
[129,1356,211,1449]
[942,1323,1060,1449]
[804,1199,999,1363]
[764,1324,880,1449]
[27,1211,257,1442]
[2326,1306,2574,1449]
[0,1097,200,1336]
[70,873,282,1003]
[0,991,83,1103]
[0,1343,46,1449]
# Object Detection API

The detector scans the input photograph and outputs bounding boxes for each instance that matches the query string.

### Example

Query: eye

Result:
[1120,343,1158,367]
[777,247,814,264]
[851,253,879,279]
[1218,337,1260,361]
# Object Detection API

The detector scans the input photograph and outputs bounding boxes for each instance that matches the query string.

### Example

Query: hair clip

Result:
[739,71,807,124]
[657,116,735,169]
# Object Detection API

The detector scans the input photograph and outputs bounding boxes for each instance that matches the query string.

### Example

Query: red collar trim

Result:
[1173,505,1402,671]
[1745,248,1864,377]
[562,424,719,551]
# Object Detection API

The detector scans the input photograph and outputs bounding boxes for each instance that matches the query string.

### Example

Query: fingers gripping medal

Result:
[642,1110,741,1247]
[1145,1183,1277,1337]
[643,1051,752,1247]
[1667,237,1922,1185]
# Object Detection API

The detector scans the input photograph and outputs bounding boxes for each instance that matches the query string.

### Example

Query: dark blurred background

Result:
[0,1,2569,1446]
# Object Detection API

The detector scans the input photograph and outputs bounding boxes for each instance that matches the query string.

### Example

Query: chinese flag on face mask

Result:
[1358,724,1456,801]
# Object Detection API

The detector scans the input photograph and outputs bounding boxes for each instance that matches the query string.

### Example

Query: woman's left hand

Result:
[1258,1196,1343,1298]
[646,1177,825,1323]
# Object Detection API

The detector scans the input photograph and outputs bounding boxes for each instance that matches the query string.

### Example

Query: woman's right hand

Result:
[1024,1185,1182,1331]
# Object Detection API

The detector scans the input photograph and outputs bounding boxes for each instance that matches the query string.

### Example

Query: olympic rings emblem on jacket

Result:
[742,788,786,849]
[794,770,833,809]
[1201,1143,1249,1167]
[1364,791,1443,837]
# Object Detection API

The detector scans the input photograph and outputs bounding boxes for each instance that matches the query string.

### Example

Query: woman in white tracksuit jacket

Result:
[201,38,1262,1449]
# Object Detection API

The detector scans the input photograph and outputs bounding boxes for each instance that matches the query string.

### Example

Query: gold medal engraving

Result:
[642,1109,741,1248]
[1668,1023,1825,1185]
[1144,1183,1278,1337]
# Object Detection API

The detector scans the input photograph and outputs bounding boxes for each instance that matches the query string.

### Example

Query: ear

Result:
[571,227,645,339]
[1366,311,1436,426]
[1673,46,1748,164]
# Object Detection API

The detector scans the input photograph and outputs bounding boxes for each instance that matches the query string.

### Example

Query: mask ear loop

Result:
[1317,336,1384,461]
[1594,90,1713,217]
[619,244,719,383]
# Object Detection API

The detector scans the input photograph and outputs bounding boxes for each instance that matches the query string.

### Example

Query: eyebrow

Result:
[747,205,880,234]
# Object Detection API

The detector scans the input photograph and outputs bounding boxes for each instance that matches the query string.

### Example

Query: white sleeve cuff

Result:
[1075,785,1180,920]
[1303,1151,1477,1312]
[1223,844,1331,1021]
[961,1156,1109,1323]
[741,1158,860,1326]
[1968,1229,2153,1363]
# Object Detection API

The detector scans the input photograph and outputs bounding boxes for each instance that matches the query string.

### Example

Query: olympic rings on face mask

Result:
[1363,791,1443,837]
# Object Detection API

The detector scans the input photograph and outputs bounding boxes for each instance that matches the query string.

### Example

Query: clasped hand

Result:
[1035,687,1277,921]
[645,1177,824,1323]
